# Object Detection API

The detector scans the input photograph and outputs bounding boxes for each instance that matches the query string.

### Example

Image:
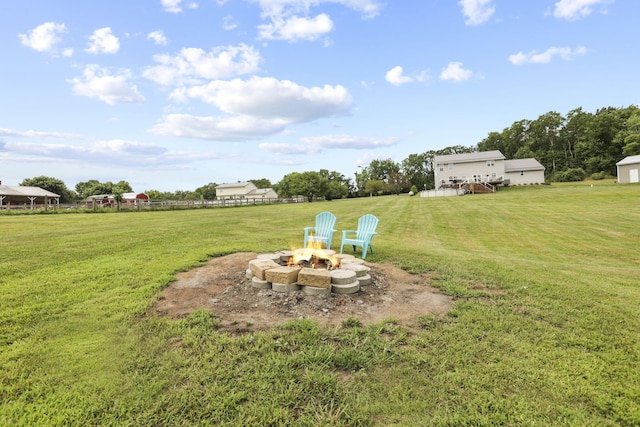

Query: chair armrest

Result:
[341,229,357,237]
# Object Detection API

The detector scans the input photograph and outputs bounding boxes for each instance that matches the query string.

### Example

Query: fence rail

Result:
[1,197,305,211]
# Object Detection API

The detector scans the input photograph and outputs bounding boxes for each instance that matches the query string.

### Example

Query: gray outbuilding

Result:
[616,155,640,183]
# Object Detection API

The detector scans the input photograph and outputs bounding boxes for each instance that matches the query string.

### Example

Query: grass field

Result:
[1,181,639,426]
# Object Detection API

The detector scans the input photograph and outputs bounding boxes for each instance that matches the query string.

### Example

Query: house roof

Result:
[504,158,545,172]
[0,185,60,198]
[616,155,640,166]
[122,192,148,200]
[215,181,255,189]
[435,150,506,164]
[248,188,275,195]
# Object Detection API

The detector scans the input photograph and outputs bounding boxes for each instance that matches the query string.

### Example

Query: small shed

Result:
[0,185,61,210]
[616,155,640,183]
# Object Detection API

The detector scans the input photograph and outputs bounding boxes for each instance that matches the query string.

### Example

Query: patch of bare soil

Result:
[150,252,454,334]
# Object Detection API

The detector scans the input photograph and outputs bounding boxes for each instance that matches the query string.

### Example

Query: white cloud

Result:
[18,22,67,53]
[1,138,217,166]
[459,0,495,26]
[253,0,381,42]
[69,65,145,105]
[439,62,473,82]
[259,142,321,155]
[385,66,414,86]
[356,152,390,167]
[143,44,262,86]
[508,46,587,65]
[147,30,168,46]
[173,76,352,124]
[259,134,398,155]
[86,27,120,54]
[255,0,382,20]
[149,114,287,141]
[259,134,397,155]
[152,77,352,141]
[553,0,612,21]
[301,134,399,149]
[0,128,82,139]
[223,16,238,30]
[161,0,198,13]
[258,13,333,42]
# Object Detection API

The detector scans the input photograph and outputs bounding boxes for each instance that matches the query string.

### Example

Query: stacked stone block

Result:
[246,251,371,294]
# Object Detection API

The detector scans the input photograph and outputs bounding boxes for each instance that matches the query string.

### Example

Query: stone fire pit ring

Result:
[246,250,371,295]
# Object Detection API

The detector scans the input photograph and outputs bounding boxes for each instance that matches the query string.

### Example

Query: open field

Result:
[1,181,639,425]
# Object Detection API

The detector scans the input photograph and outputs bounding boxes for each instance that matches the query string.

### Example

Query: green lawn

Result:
[1,182,639,426]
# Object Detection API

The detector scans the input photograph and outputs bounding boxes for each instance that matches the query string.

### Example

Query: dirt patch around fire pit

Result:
[150,252,454,334]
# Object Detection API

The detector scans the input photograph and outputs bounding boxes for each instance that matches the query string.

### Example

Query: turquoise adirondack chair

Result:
[340,214,379,259]
[303,212,337,249]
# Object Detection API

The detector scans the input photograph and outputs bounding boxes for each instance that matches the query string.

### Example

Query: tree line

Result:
[19,104,640,203]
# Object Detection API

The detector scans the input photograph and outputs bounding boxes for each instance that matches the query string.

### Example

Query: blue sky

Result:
[1,0,638,192]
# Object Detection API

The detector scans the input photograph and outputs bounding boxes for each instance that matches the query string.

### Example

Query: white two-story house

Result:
[215,182,278,200]
[434,150,545,189]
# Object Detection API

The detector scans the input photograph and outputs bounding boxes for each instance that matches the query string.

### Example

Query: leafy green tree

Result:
[364,179,385,196]
[621,112,640,156]
[401,153,430,191]
[75,180,132,200]
[276,171,329,202]
[319,169,350,200]
[354,167,370,197]
[326,180,348,200]
[299,171,328,202]
[249,178,272,189]
[20,176,75,202]
[529,111,565,176]
[367,158,400,182]
[275,172,302,198]
[113,180,133,193]
[386,172,410,195]
[146,189,166,200]
[75,180,103,199]
[195,183,217,199]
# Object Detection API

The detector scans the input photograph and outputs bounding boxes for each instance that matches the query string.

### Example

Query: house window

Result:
[438,164,444,172]
[486,160,495,167]
[491,173,496,178]
[448,163,453,171]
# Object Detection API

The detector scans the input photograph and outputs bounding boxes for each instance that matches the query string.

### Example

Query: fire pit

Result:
[246,247,370,295]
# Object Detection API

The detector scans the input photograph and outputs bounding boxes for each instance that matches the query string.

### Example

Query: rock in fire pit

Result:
[246,250,370,295]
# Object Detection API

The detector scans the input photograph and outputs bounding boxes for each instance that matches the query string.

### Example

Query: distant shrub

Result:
[591,171,607,180]
[552,168,587,182]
